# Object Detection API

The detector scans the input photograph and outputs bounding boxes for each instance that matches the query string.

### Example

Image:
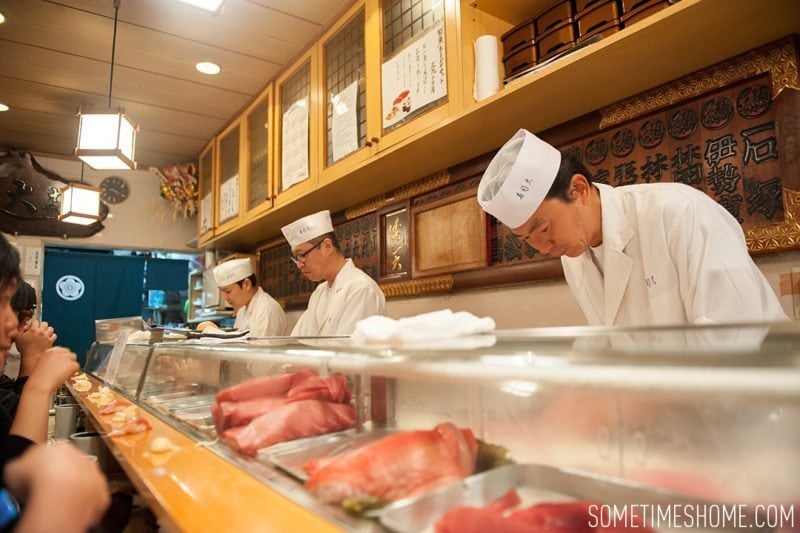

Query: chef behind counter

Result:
[477,129,787,326]
[197,258,286,337]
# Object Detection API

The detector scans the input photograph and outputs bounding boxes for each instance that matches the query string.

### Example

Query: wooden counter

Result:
[66,376,342,533]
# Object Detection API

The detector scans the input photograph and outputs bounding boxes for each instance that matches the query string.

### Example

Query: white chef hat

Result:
[477,129,561,228]
[213,258,253,287]
[281,210,334,249]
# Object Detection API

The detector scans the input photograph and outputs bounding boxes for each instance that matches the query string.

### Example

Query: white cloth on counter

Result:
[126,330,185,343]
[351,309,496,345]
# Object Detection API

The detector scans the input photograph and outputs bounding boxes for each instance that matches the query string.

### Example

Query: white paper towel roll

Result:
[474,34,501,102]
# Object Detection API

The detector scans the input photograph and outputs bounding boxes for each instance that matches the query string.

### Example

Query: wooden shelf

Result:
[208,0,800,250]
[468,0,552,23]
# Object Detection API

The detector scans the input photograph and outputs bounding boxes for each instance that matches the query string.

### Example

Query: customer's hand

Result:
[25,347,79,394]
[15,320,57,377]
[4,443,110,532]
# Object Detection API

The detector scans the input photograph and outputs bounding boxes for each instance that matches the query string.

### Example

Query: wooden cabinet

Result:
[370,0,464,150]
[318,2,373,185]
[198,0,800,251]
[215,119,245,235]
[197,139,215,246]
[243,85,275,221]
[274,50,320,208]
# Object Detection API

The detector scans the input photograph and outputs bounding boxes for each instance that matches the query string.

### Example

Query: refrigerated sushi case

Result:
[83,322,800,530]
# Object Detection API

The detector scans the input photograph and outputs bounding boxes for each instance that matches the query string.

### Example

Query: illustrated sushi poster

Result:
[381,21,447,129]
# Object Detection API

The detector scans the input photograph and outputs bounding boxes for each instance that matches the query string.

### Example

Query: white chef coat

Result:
[291,259,386,336]
[562,182,787,326]
[234,287,287,337]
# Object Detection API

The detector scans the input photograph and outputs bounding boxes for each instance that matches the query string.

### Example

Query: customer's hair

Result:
[0,234,21,293]
[546,150,594,203]
[12,281,36,313]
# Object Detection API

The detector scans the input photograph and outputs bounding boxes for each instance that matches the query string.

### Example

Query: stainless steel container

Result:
[54,403,82,441]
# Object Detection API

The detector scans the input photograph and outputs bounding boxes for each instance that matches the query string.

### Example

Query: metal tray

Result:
[170,405,216,435]
[379,463,769,532]
[153,393,215,411]
[266,428,397,482]
[142,383,215,401]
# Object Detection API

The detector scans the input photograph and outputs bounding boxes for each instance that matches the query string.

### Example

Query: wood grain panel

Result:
[53,0,322,62]
[0,78,222,141]
[412,189,488,277]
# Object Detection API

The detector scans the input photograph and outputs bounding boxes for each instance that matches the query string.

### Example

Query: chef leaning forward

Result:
[477,128,787,326]
[198,258,287,336]
[282,210,386,336]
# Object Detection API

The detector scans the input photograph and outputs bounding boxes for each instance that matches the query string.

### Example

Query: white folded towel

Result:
[351,309,496,345]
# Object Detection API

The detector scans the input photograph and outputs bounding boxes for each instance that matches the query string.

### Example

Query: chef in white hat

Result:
[477,128,786,326]
[197,258,286,336]
[282,210,385,336]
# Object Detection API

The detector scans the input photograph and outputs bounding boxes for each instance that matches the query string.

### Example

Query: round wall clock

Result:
[100,176,130,204]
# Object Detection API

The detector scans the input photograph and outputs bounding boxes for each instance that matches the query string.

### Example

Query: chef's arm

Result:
[669,200,782,323]
[338,288,386,336]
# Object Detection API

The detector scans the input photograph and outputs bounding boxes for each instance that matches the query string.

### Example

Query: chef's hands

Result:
[4,443,110,532]
[25,347,79,394]
[15,320,57,377]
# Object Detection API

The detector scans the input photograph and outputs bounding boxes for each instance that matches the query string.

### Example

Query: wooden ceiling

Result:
[0,0,354,168]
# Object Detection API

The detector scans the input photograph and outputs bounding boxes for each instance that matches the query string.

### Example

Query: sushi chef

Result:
[282,210,385,335]
[477,128,787,326]
[198,258,286,336]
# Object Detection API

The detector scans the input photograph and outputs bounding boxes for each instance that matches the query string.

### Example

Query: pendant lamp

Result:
[74,0,138,170]
[59,163,101,225]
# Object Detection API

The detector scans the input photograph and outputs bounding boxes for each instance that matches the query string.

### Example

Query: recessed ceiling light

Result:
[196,61,221,75]
[0,104,9,112]
[0,11,5,24]
[176,0,224,12]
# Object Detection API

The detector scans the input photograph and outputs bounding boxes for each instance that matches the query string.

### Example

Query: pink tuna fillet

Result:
[223,399,355,455]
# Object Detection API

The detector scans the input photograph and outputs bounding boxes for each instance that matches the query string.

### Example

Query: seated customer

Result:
[0,235,77,445]
[282,210,385,336]
[198,258,286,337]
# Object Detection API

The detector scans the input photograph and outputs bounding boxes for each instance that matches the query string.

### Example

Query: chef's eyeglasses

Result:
[290,239,324,265]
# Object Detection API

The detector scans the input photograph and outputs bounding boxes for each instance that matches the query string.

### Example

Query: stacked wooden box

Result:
[501,0,675,82]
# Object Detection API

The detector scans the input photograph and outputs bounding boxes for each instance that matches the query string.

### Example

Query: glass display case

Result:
[84,322,800,531]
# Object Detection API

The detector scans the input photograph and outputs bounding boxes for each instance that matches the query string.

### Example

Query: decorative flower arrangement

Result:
[150,162,198,219]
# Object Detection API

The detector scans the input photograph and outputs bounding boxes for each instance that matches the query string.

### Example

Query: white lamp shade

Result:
[59,183,101,225]
[75,108,137,170]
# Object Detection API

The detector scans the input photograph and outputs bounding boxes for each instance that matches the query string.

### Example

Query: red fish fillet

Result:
[214,370,350,404]
[214,371,299,403]
[435,496,655,533]
[223,400,355,455]
[304,422,478,504]
[287,372,351,404]
[212,397,288,433]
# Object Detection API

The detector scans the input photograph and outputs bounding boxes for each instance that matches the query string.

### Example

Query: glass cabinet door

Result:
[320,4,371,184]
[216,121,243,231]
[197,139,215,244]
[377,0,459,148]
[244,86,273,219]
[274,50,319,207]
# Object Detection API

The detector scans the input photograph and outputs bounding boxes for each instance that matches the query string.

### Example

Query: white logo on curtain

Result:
[56,275,85,301]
